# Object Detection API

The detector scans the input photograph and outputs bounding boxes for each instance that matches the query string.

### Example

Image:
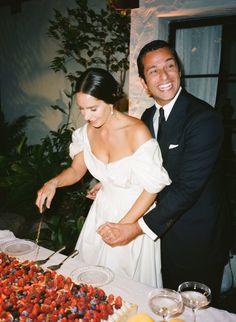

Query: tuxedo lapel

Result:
[141,105,156,138]
[158,90,189,160]
[141,90,189,160]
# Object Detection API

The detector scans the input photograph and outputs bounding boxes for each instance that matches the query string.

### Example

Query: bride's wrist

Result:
[44,179,58,189]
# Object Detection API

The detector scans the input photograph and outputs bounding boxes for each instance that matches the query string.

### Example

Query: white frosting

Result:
[103,301,137,322]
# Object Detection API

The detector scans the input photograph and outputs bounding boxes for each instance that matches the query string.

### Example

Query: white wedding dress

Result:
[70,124,171,288]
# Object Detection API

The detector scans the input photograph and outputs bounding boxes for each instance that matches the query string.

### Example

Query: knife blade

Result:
[35,199,47,259]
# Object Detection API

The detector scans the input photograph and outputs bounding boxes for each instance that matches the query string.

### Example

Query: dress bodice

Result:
[69,124,171,194]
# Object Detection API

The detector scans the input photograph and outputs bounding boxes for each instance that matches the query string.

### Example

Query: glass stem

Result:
[192,308,197,322]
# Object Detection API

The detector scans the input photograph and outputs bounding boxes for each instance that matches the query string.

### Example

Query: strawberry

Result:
[36,313,46,321]
[106,303,113,315]
[107,294,114,304]
[31,303,40,317]
[100,309,109,320]
[115,296,122,309]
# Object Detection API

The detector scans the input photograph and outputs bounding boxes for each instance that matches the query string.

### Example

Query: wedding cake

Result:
[0,252,137,321]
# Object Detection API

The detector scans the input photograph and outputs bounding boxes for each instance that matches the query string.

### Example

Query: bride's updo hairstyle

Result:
[75,68,124,105]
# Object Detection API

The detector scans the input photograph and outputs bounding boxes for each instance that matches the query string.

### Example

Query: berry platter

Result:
[0,252,137,322]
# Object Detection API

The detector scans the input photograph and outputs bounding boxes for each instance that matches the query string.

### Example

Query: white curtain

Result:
[176,25,222,107]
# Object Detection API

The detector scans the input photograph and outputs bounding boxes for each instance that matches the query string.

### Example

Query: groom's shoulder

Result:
[141,104,155,120]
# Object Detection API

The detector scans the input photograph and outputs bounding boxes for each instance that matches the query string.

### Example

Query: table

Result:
[13,244,236,322]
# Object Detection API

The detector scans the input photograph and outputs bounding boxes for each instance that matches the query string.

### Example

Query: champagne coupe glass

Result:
[178,281,212,322]
[148,288,183,321]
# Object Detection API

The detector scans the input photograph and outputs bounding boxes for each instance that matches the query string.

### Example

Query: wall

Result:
[129,0,236,117]
[1,0,236,144]
[0,0,104,144]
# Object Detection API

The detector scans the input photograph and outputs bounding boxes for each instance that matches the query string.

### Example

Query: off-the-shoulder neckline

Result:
[83,123,156,166]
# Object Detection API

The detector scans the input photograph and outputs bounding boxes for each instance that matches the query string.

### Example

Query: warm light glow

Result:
[108,0,138,14]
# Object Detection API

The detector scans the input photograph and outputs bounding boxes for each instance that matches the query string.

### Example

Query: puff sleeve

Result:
[132,139,171,193]
[69,125,86,159]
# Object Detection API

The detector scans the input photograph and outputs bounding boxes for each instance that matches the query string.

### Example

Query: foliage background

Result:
[0,0,130,254]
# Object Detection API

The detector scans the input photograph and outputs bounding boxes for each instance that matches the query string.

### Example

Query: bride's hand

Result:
[97,222,118,244]
[35,180,57,213]
[86,182,102,200]
[97,222,142,247]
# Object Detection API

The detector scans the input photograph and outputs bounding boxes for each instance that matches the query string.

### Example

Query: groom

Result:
[97,40,231,306]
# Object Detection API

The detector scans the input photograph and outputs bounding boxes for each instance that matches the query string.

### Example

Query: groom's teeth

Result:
[159,83,172,90]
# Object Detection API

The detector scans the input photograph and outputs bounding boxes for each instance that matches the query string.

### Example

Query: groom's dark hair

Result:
[137,40,182,81]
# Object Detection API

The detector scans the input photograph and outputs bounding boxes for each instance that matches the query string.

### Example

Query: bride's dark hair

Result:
[75,68,124,104]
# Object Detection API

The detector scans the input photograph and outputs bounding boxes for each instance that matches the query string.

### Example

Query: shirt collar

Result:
[154,86,182,120]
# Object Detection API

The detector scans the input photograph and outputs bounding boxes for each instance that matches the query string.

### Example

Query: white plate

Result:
[70,265,114,287]
[0,230,14,239]
[0,230,15,244]
[0,239,36,256]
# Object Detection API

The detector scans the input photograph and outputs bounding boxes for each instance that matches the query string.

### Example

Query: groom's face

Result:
[140,47,181,106]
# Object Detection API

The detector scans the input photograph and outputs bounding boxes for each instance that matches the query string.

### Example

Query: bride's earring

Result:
[110,106,114,115]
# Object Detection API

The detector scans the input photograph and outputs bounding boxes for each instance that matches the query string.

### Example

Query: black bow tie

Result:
[157,107,165,140]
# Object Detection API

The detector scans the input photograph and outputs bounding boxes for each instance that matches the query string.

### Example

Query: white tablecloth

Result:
[8,242,235,322]
[0,231,236,322]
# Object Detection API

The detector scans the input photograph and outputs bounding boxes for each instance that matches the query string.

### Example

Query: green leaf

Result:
[50,105,67,115]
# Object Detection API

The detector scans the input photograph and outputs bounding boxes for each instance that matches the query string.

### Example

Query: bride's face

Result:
[76,92,113,128]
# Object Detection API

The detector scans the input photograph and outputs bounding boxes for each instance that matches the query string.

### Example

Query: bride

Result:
[36,68,171,288]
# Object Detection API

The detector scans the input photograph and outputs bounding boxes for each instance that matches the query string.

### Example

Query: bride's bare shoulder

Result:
[123,114,152,147]
[122,113,145,127]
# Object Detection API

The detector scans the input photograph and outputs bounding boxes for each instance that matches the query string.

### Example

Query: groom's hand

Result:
[97,222,143,247]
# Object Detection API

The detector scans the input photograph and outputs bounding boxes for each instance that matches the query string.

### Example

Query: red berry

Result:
[115,296,122,309]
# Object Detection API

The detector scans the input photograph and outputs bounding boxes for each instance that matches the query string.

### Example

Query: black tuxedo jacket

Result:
[141,89,230,269]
